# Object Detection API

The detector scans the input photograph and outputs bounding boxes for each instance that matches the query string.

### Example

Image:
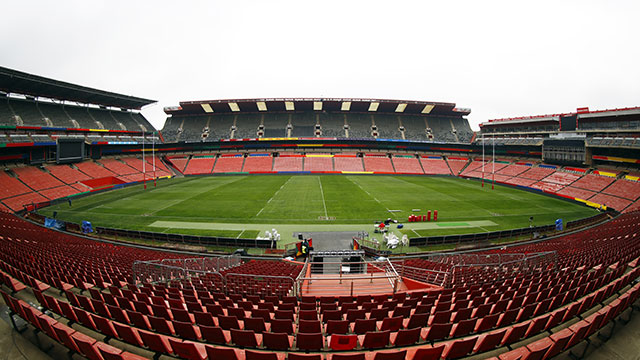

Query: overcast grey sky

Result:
[1,0,638,131]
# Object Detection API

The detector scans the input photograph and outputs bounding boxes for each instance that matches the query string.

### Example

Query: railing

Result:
[293,258,309,297]
[296,273,402,296]
[224,273,296,299]
[392,251,558,288]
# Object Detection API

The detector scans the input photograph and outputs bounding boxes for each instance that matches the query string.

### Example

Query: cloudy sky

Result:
[1,0,638,131]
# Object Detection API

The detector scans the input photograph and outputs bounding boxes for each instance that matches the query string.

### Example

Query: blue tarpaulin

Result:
[82,221,93,234]
[44,218,65,230]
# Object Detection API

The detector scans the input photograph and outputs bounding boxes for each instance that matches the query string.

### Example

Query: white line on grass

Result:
[256,177,292,216]
[317,176,329,219]
[346,177,391,213]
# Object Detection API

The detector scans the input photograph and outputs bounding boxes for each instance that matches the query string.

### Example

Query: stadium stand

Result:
[542,171,582,186]
[75,161,116,179]
[496,163,531,177]
[166,156,189,174]
[391,155,424,174]
[363,155,394,172]
[519,166,556,181]
[37,101,74,127]
[303,155,334,172]
[44,164,91,184]
[556,186,597,200]
[210,115,234,140]
[273,155,303,172]
[1,208,639,359]
[184,155,216,175]
[428,118,457,142]
[0,171,32,199]
[602,178,640,201]
[400,116,428,141]
[346,114,372,139]
[290,112,316,138]
[7,97,47,126]
[589,193,633,212]
[98,158,138,176]
[235,114,261,139]
[213,154,244,173]
[317,113,346,138]
[419,156,452,175]
[243,154,274,172]
[12,166,65,191]
[333,156,364,172]
[374,114,401,139]
[446,157,469,175]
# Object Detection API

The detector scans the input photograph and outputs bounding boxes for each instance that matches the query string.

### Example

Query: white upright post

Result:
[492,136,495,190]
[152,132,156,187]
[481,133,485,187]
[142,132,146,189]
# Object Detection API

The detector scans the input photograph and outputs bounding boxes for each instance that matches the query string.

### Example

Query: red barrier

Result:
[434,210,438,221]
[422,215,426,222]
[81,176,125,189]
[427,210,431,221]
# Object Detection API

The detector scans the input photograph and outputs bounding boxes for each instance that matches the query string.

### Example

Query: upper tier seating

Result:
[363,156,394,172]
[6,97,47,126]
[210,115,234,140]
[346,114,372,139]
[273,156,303,172]
[374,115,401,139]
[243,155,274,172]
[420,157,452,175]
[234,114,260,139]
[212,156,244,173]
[317,113,346,138]
[334,156,364,172]
[391,156,424,174]
[303,156,334,172]
[401,116,428,141]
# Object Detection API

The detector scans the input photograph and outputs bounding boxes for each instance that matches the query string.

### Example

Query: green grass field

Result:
[39,175,599,245]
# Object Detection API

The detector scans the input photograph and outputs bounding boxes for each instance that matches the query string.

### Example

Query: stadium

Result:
[0,64,640,360]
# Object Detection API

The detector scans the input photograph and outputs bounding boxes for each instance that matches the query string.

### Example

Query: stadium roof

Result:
[164,98,471,117]
[0,66,156,110]
[481,106,640,127]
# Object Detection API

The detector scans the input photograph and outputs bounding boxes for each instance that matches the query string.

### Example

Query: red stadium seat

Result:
[329,334,358,351]
[167,338,207,360]
[262,332,293,351]
[360,330,391,349]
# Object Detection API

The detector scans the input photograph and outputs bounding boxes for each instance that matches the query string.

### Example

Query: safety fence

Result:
[392,251,558,288]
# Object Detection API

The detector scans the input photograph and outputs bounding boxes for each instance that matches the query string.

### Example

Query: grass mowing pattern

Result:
[40,175,599,240]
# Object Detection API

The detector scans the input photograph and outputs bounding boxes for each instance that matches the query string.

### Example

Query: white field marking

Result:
[236,230,245,239]
[346,177,391,212]
[256,176,293,216]
[317,176,329,219]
